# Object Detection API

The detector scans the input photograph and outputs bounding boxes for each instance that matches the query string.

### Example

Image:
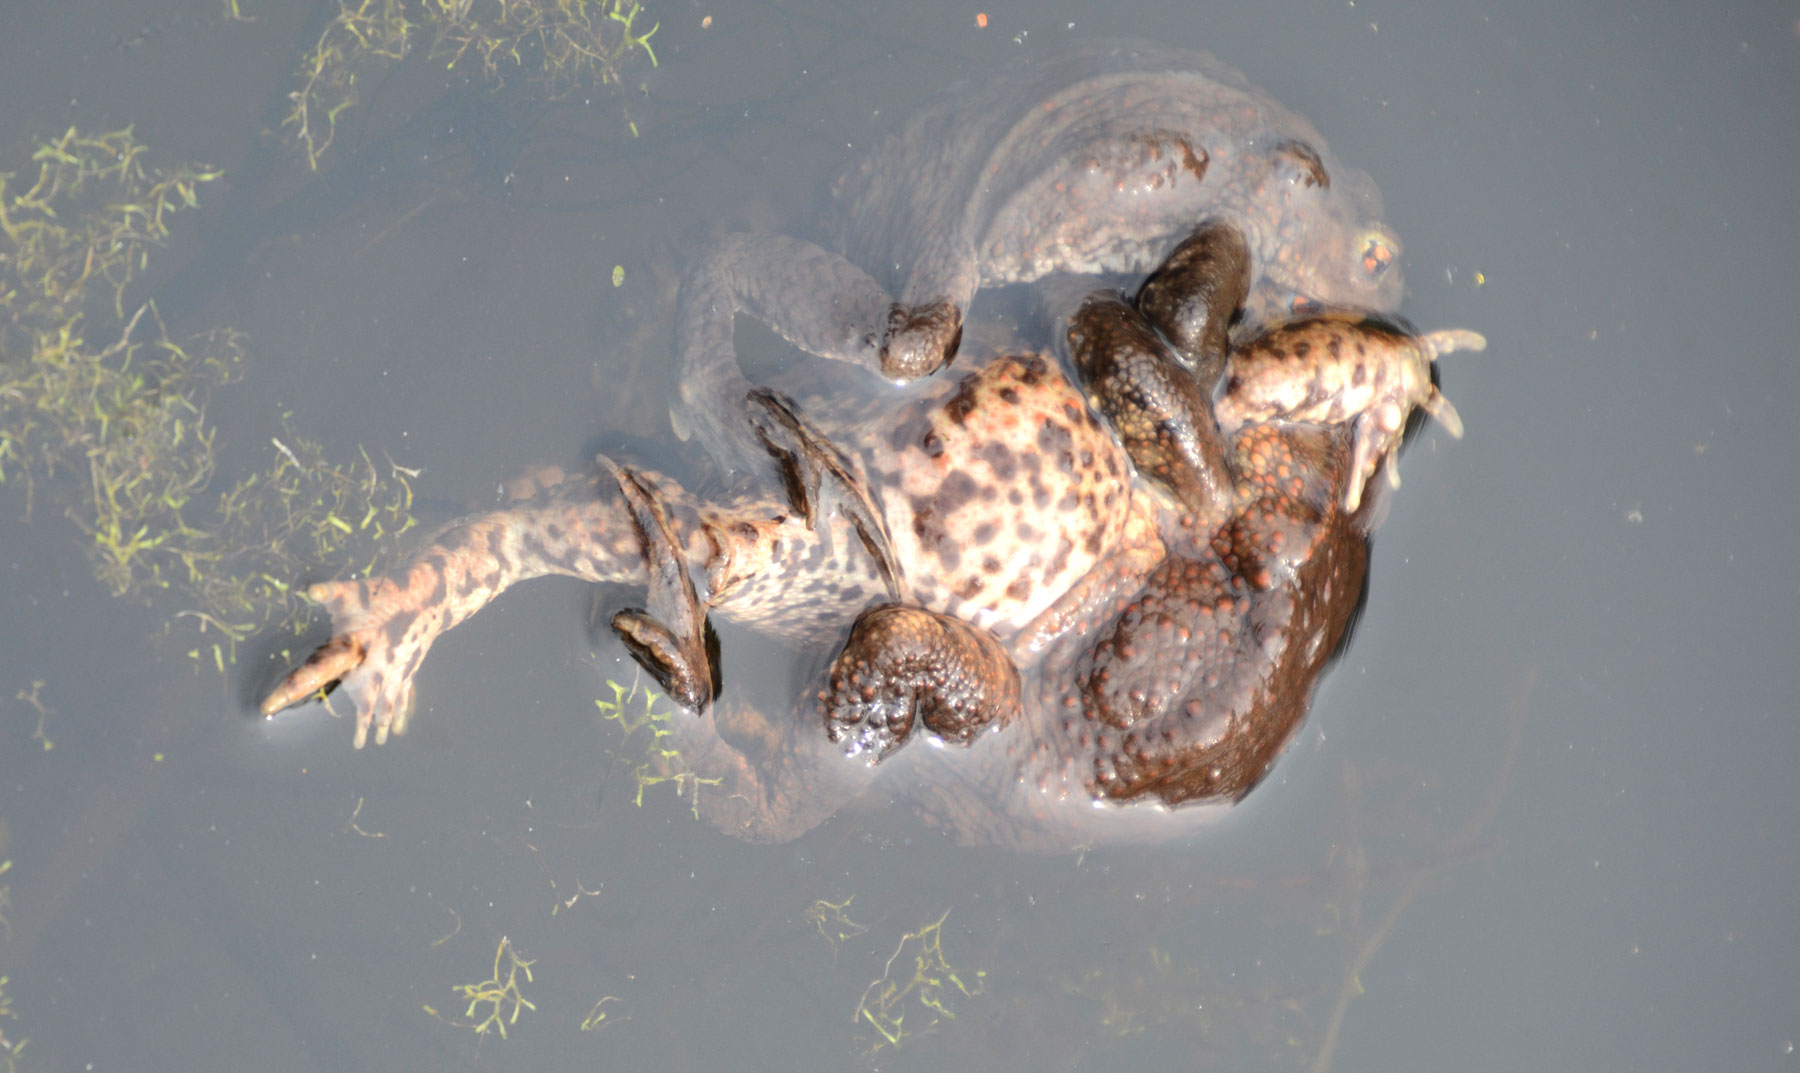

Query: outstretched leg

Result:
[261,470,701,747]
[1215,315,1486,512]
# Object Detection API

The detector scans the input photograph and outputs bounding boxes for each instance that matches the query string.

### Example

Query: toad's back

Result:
[830,39,1403,318]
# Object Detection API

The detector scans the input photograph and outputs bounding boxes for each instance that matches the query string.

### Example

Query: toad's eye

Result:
[1359,233,1397,280]
[1289,295,1323,315]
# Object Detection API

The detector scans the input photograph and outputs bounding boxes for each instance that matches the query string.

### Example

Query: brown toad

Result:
[259,242,1479,848]
[674,38,1406,486]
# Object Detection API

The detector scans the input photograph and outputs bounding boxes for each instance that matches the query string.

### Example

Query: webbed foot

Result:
[746,388,905,601]
[259,573,435,748]
[605,459,716,711]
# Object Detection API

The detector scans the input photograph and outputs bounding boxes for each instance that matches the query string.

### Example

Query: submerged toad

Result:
[260,223,1479,848]
[258,44,1476,849]
[675,39,1406,482]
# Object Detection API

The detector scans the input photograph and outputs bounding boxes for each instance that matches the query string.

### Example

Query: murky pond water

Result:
[1,2,1795,1070]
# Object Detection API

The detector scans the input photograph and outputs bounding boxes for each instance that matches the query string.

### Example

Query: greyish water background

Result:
[0,1,1795,1070]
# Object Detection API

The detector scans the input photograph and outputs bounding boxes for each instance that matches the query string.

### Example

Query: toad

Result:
[674,39,1406,488]
[260,223,1479,849]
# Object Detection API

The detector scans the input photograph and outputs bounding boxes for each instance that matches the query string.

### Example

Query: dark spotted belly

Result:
[870,353,1133,635]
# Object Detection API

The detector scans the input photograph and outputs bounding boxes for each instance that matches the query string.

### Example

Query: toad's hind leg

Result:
[260,470,694,747]
[606,460,716,711]
[1135,220,1252,386]
[745,388,905,602]
[1070,292,1232,524]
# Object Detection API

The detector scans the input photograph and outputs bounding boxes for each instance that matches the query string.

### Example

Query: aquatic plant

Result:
[594,676,720,818]
[287,0,661,168]
[805,894,869,955]
[854,909,986,1052]
[0,127,418,667]
[0,854,22,1072]
[424,936,537,1039]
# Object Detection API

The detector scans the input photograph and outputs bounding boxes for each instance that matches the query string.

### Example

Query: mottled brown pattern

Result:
[823,605,1022,759]
[261,297,1472,845]
[258,43,1480,846]
[1214,313,1483,511]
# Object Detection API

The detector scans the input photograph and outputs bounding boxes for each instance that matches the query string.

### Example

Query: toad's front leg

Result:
[260,471,704,747]
[673,233,963,481]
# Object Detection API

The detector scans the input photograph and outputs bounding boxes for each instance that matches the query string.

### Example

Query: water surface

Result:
[0,1,1795,1070]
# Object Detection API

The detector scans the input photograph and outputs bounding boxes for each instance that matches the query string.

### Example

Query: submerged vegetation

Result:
[0,126,418,667]
[0,849,21,1071]
[854,910,986,1053]
[594,676,720,817]
[424,936,537,1039]
[288,0,662,168]
[3,0,666,664]
[0,968,22,1073]
[806,895,869,955]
